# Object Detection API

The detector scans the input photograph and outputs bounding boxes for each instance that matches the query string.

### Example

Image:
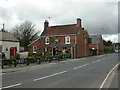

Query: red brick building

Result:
[28,18,90,58]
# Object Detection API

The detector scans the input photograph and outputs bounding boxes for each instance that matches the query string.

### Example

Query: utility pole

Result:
[84,34,87,56]
[97,35,99,55]
[114,39,116,52]
[3,23,4,30]
[1,23,5,32]
[96,28,103,55]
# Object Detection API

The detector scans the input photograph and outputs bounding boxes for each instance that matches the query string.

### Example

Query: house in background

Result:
[88,35,103,56]
[28,18,89,58]
[0,32,20,59]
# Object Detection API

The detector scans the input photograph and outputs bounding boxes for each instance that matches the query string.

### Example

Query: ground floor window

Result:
[33,46,37,53]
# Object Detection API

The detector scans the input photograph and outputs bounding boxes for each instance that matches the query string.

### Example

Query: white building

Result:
[0,32,20,59]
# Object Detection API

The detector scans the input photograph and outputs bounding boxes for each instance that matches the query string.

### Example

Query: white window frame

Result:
[45,37,50,45]
[65,36,70,44]
[45,48,48,52]
[33,46,37,53]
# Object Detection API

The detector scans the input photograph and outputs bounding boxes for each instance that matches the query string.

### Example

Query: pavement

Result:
[109,64,119,89]
[1,56,98,73]
[0,53,119,89]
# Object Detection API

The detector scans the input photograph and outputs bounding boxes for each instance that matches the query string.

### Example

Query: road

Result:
[109,64,119,89]
[1,53,119,89]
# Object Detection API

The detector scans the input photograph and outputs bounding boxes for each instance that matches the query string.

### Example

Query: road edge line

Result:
[2,83,22,89]
[99,62,120,90]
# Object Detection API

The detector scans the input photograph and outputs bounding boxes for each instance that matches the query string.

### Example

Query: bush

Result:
[57,51,62,56]
[66,52,71,58]
[28,51,33,57]
[16,53,20,59]
[10,56,16,60]
[35,50,42,57]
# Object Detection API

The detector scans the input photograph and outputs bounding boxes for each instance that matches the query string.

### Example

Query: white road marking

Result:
[102,58,106,60]
[97,55,103,57]
[69,58,86,62]
[92,60,101,63]
[74,63,90,70]
[34,71,67,81]
[99,62,120,89]
[97,60,101,61]
[3,83,21,89]
[61,61,68,63]
[49,63,57,64]
[101,56,114,61]
[0,73,4,76]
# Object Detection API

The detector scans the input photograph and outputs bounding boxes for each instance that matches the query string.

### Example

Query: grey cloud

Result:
[0,1,118,36]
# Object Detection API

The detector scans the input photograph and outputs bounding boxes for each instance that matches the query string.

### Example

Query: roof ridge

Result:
[48,24,76,28]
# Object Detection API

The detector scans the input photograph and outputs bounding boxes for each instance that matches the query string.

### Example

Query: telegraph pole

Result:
[97,35,99,55]
[3,23,4,30]
[1,23,5,32]
[84,34,87,56]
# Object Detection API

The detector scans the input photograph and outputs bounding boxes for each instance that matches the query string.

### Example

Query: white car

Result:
[115,50,120,53]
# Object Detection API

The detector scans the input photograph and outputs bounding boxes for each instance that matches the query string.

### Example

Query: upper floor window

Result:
[88,38,92,44]
[65,36,70,44]
[45,37,49,44]
[33,46,37,53]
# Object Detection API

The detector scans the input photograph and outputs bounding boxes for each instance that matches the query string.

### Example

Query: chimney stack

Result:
[77,18,81,27]
[3,23,4,30]
[44,20,49,30]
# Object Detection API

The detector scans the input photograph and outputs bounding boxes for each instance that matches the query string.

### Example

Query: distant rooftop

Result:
[0,32,19,42]
[89,35,102,44]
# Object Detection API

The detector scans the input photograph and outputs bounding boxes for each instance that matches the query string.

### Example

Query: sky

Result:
[0,0,119,42]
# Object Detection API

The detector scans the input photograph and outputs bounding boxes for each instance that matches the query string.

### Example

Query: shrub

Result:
[16,53,20,59]
[28,51,33,57]
[35,50,42,57]
[10,56,16,60]
[57,51,62,56]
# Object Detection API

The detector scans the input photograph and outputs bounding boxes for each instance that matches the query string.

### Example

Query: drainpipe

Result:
[74,45,76,58]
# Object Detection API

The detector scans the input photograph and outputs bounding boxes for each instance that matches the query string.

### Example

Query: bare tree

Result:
[12,21,39,51]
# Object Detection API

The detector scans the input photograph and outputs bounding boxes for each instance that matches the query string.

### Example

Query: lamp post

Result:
[96,28,103,55]
[84,34,87,56]
[73,45,76,59]
[97,36,98,55]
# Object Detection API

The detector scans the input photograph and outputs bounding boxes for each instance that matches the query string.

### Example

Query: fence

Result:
[0,55,65,69]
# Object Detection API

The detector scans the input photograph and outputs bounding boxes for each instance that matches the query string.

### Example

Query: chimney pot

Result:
[44,20,49,30]
[77,18,81,27]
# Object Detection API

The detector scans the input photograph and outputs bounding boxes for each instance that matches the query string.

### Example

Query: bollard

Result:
[1,61,4,69]
[49,56,52,63]
[13,60,17,67]
[26,58,29,66]
[38,58,41,64]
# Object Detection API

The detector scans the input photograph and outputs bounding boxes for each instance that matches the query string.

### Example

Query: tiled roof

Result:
[89,35,102,44]
[0,32,19,42]
[41,24,81,36]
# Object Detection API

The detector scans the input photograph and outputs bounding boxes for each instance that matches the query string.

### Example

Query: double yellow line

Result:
[99,62,120,90]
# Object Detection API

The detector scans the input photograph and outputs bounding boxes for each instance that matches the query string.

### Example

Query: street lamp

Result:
[84,34,87,56]
[96,35,99,55]
[96,28,104,55]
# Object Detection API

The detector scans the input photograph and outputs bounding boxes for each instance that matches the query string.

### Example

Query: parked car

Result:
[115,49,120,53]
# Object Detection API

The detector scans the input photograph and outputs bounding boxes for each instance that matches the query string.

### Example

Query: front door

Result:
[10,47,17,57]
[53,48,56,56]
